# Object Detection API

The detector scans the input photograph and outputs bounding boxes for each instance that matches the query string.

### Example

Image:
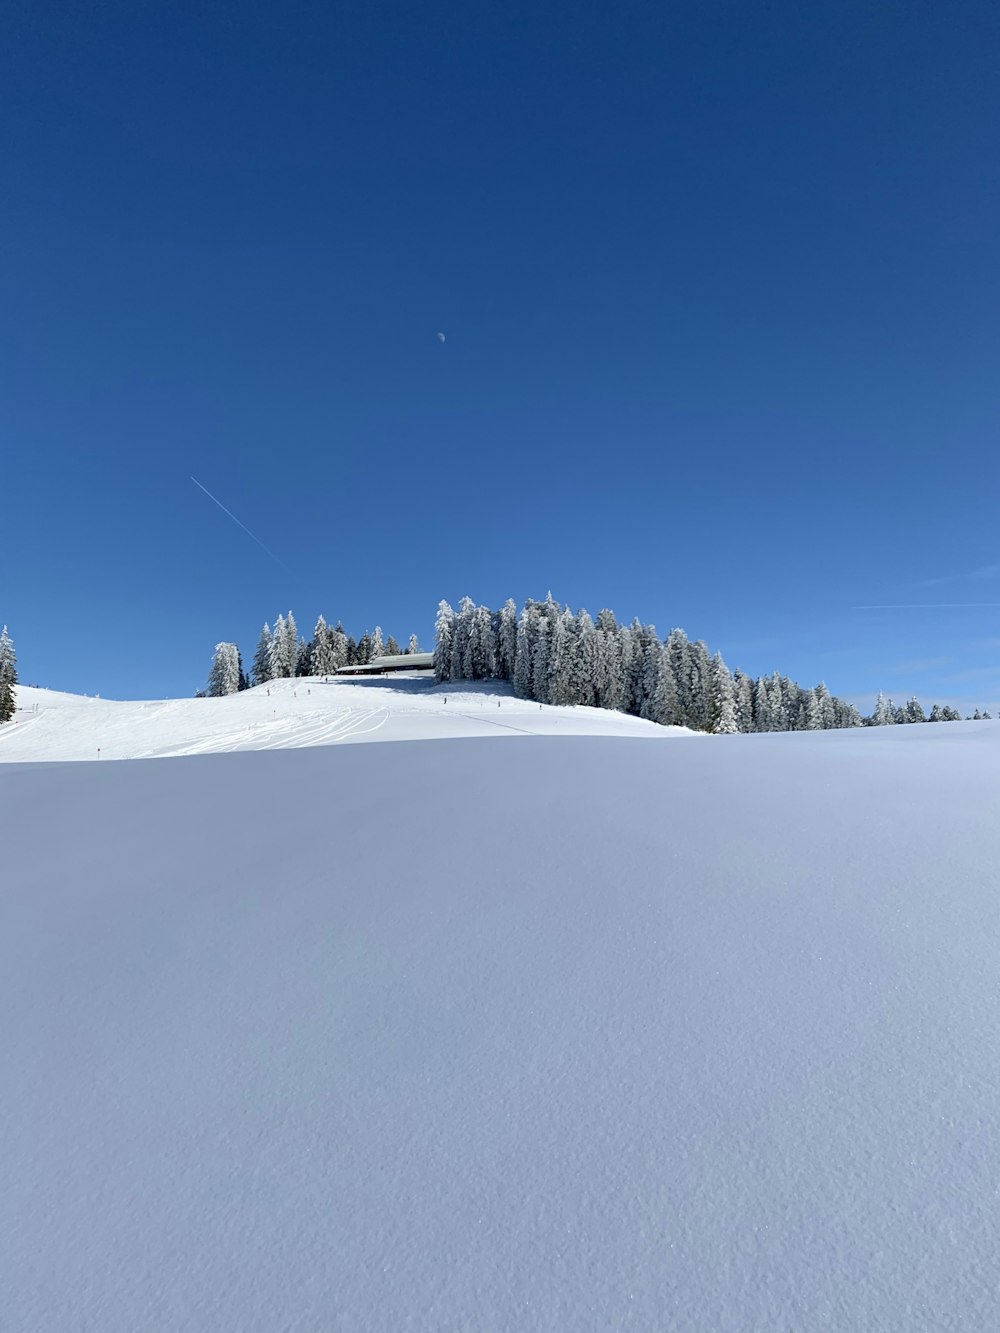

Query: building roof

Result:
[337,652,435,674]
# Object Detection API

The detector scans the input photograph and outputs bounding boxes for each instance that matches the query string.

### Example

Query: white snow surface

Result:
[4,723,1000,1329]
[1,676,693,763]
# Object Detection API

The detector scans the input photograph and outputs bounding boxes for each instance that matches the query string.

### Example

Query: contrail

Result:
[854,603,1000,610]
[190,476,288,569]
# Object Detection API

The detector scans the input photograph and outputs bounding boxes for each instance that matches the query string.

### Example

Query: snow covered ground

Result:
[0,675,693,763]
[3,721,1000,1329]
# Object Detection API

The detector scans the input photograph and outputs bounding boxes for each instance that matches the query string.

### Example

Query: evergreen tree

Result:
[618,626,637,715]
[686,641,713,732]
[802,687,822,730]
[597,623,627,713]
[207,642,241,696]
[650,646,680,726]
[252,623,273,686]
[638,629,662,720]
[571,610,598,708]
[0,624,16,723]
[468,604,497,679]
[904,697,926,724]
[311,616,337,676]
[666,629,692,726]
[497,599,518,681]
[870,692,895,726]
[733,670,754,733]
[371,626,385,661]
[295,638,311,676]
[280,613,299,677]
[331,623,349,668]
[269,614,291,678]
[753,676,771,731]
[356,631,373,665]
[433,601,455,682]
[385,636,401,657]
[407,633,421,655]
[513,601,540,698]
[814,682,836,730]
[710,653,739,733]
[547,608,574,704]
[532,619,551,703]
[450,597,475,680]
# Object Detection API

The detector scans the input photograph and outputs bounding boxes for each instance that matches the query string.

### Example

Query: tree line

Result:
[431,594,985,732]
[205,613,420,696]
[197,595,991,731]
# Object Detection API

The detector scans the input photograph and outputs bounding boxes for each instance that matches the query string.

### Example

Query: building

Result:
[336,652,435,677]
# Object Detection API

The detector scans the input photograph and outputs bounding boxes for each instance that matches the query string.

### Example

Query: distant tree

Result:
[295,637,312,676]
[467,604,497,679]
[356,631,373,665]
[207,642,241,696]
[571,610,598,708]
[513,601,540,698]
[371,626,385,661]
[546,608,573,704]
[733,669,754,733]
[532,619,551,703]
[597,621,627,713]
[801,687,822,731]
[252,623,273,686]
[310,616,337,676]
[638,629,662,720]
[649,646,679,726]
[433,601,455,682]
[870,692,895,726]
[710,653,739,733]
[666,629,692,726]
[268,613,297,678]
[496,599,518,681]
[0,624,16,723]
[407,633,421,655]
[385,635,401,657]
[284,613,299,674]
[330,622,348,669]
[904,696,926,724]
[345,634,358,666]
[450,596,476,680]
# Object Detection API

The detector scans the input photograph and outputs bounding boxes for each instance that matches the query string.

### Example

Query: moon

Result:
[437,332,446,343]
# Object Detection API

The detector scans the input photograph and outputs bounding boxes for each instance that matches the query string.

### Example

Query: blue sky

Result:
[4,0,999,710]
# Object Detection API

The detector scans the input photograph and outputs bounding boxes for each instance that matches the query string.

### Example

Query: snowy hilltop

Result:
[0,675,697,764]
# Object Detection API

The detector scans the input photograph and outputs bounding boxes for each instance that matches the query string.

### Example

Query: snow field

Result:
[3,721,1000,1329]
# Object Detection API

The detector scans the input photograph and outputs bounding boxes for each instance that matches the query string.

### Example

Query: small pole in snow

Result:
[97,747,101,759]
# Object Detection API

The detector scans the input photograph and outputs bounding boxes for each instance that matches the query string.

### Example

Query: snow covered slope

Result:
[4,723,1000,1329]
[0,676,693,762]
